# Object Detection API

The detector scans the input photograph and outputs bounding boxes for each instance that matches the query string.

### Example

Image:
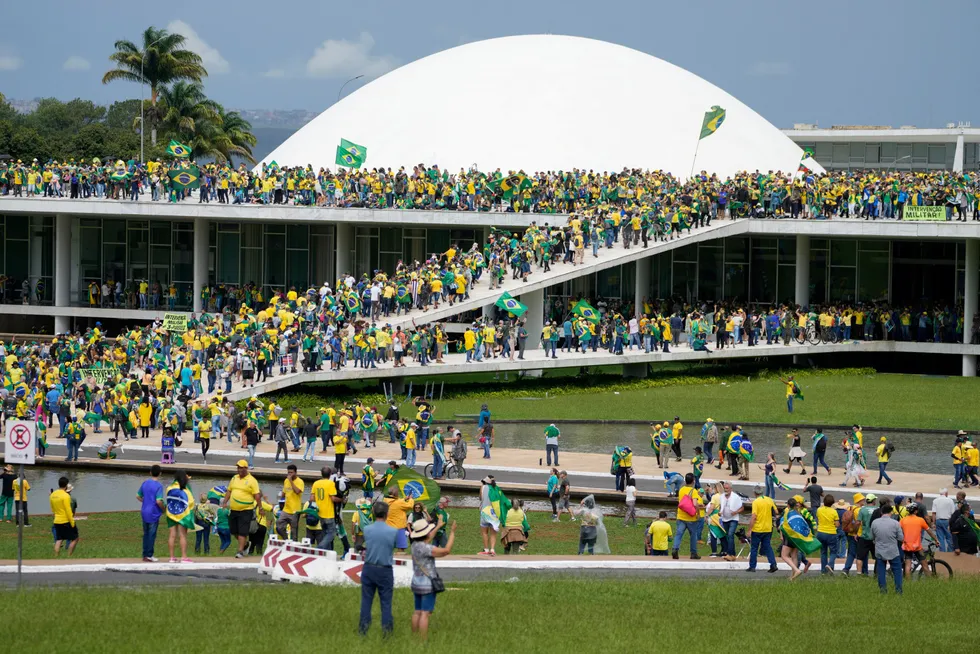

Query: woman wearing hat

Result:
[409,516,457,642]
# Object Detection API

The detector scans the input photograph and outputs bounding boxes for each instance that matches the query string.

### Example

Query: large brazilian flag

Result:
[385,466,440,510]
[781,510,820,555]
[165,482,198,530]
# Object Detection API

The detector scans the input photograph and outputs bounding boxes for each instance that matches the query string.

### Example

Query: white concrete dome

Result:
[263,35,818,179]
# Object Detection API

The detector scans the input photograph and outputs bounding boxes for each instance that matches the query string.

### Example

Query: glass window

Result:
[832,144,849,164]
[865,144,879,164]
[880,142,897,160]
[286,251,309,290]
[218,222,239,233]
[172,227,193,284]
[151,221,170,245]
[778,238,795,263]
[809,249,828,303]
[128,227,148,268]
[264,234,285,290]
[896,143,912,161]
[264,223,284,234]
[79,228,101,279]
[674,243,698,262]
[380,227,402,253]
[911,143,928,161]
[596,267,622,299]
[450,229,477,247]
[777,264,795,304]
[242,223,262,248]
[309,229,335,286]
[751,246,777,302]
[928,145,946,165]
[672,261,698,302]
[151,245,170,267]
[724,263,747,300]
[621,261,636,300]
[860,240,889,252]
[830,240,857,267]
[811,239,828,250]
[5,218,28,241]
[829,267,856,302]
[287,224,309,248]
[103,244,126,281]
[814,142,833,163]
[699,246,722,300]
[725,236,748,263]
[858,249,889,302]
[849,142,866,163]
[426,229,450,256]
[216,232,240,284]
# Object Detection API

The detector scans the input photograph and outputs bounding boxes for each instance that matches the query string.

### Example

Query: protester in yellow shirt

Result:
[646,511,673,555]
[50,477,77,555]
[746,486,778,571]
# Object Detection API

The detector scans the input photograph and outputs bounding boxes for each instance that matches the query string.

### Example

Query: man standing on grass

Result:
[222,460,264,558]
[359,501,397,637]
[50,476,78,557]
[545,423,560,466]
[871,504,904,594]
[671,473,703,560]
[746,484,779,572]
[136,465,165,562]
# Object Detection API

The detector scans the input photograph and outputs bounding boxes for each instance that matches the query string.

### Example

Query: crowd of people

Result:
[3,158,980,221]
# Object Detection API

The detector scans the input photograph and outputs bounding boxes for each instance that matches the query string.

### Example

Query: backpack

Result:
[841,509,859,535]
[452,438,467,462]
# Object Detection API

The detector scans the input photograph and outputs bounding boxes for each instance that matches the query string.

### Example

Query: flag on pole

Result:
[385,466,441,510]
[571,299,600,323]
[699,106,727,139]
[494,291,527,318]
[335,138,367,168]
[168,165,201,190]
[166,139,191,158]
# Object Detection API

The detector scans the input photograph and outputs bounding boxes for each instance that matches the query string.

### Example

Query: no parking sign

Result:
[5,420,36,465]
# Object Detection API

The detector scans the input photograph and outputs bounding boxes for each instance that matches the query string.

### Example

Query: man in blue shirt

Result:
[45,387,61,428]
[136,465,165,562]
[360,502,398,636]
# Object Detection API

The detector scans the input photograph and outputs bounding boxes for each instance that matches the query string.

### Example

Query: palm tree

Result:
[102,26,208,144]
[212,108,258,165]
[158,81,221,141]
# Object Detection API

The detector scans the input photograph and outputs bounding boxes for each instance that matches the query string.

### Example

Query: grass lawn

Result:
[0,507,668,560]
[275,370,980,430]
[2,578,966,653]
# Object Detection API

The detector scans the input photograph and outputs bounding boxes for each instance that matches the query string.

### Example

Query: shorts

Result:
[856,538,875,560]
[242,370,254,380]
[414,592,436,612]
[395,529,409,550]
[229,510,253,537]
[54,522,79,542]
[558,497,570,510]
[479,516,495,529]
[649,549,668,556]
[903,549,925,563]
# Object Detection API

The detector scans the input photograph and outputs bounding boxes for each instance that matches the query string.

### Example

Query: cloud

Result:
[748,62,791,77]
[167,20,230,74]
[63,55,91,71]
[262,68,286,79]
[305,32,397,79]
[0,55,21,71]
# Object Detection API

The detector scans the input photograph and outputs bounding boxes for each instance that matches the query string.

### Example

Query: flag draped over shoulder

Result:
[166,139,191,158]
[781,510,820,555]
[494,291,527,318]
[738,438,754,462]
[385,466,440,510]
[335,138,367,168]
[165,482,197,530]
[207,485,227,503]
[699,106,726,140]
[486,483,528,532]
[572,299,600,323]
[169,165,201,190]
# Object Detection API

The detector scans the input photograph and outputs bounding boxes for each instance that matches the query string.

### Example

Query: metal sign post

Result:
[6,419,36,589]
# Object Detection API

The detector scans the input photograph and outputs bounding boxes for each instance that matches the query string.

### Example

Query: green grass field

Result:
[0,507,669,560]
[1,578,964,653]
[270,368,980,430]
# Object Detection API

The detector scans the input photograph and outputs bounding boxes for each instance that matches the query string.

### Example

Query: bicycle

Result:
[424,454,466,480]
[795,320,822,346]
[909,541,953,580]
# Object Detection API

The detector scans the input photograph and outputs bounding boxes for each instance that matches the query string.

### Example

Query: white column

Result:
[954,134,965,173]
[336,223,353,281]
[520,288,545,352]
[964,238,978,376]
[54,214,71,334]
[193,217,208,313]
[635,260,650,317]
[795,235,810,307]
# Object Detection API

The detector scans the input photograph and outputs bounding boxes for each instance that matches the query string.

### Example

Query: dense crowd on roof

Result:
[2,158,980,219]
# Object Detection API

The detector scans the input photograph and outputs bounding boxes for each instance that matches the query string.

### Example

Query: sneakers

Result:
[477,550,491,556]
[235,551,246,559]
[169,557,178,563]
[181,558,193,563]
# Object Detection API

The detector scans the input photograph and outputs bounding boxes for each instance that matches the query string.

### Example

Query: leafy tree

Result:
[102,26,208,144]
[106,99,142,131]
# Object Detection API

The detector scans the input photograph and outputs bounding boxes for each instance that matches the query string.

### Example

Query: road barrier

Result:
[258,538,412,586]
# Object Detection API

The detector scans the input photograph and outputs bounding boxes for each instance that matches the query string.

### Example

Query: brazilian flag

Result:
[359,412,378,433]
[781,510,820,555]
[166,139,191,158]
[165,482,198,530]
[344,293,362,314]
[385,466,440,510]
[738,438,754,463]
[699,105,726,140]
[572,299,600,324]
[499,173,526,200]
[169,166,201,190]
[396,284,411,304]
[207,485,228,504]
[335,138,367,168]
[110,168,130,182]
[494,291,527,318]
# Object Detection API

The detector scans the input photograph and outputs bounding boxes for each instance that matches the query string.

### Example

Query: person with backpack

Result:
[839,493,864,575]
[671,473,703,560]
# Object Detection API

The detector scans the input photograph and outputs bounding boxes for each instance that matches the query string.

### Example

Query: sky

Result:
[0,0,976,128]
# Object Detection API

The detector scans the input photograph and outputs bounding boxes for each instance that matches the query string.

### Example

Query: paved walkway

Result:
[15,424,977,505]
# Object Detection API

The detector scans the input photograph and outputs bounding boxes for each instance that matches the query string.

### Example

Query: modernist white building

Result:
[264,35,815,178]
[0,36,978,377]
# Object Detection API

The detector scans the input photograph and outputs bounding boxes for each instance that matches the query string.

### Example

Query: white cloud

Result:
[0,55,21,71]
[305,32,397,79]
[63,55,91,71]
[748,62,791,77]
[167,20,230,74]
[262,68,286,79]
